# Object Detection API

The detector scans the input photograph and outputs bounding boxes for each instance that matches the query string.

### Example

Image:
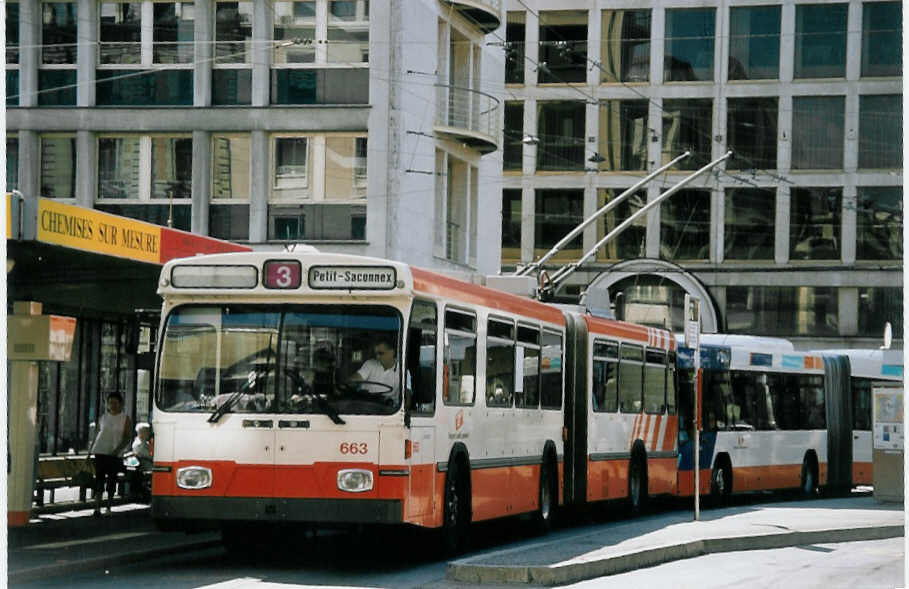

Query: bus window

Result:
[852,377,872,430]
[407,300,437,415]
[644,349,666,414]
[592,341,618,412]
[618,343,643,413]
[541,330,563,409]
[798,374,826,429]
[666,351,677,415]
[516,324,540,408]
[768,373,801,430]
[444,309,476,406]
[702,371,733,431]
[486,319,515,408]
[730,372,773,430]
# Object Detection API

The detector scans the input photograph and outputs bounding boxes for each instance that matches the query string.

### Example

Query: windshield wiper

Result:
[208,369,261,423]
[314,394,345,425]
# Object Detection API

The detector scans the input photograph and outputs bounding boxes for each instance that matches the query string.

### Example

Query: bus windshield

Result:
[156,304,403,417]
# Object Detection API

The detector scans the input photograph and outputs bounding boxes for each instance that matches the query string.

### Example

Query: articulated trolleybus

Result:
[151,251,677,550]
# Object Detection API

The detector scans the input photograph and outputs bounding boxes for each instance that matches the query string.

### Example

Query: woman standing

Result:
[90,392,132,516]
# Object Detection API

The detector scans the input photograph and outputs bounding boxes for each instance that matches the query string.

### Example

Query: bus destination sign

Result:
[308,266,397,290]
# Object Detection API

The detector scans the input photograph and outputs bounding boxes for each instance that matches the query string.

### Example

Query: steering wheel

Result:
[337,380,394,397]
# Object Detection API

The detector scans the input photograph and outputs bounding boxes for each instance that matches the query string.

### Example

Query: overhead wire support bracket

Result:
[541,151,734,297]
[515,151,691,278]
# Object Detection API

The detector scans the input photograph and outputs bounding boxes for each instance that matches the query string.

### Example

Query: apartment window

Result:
[7,2,19,106]
[535,189,582,259]
[728,5,780,80]
[215,2,251,63]
[505,11,525,84]
[726,287,838,336]
[536,101,585,171]
[790,187,841,260]
[660,189,710,261]
[859,95,902,169]
[274,1,316,64]
[327,0,368,63]
[791,96,844,170]
[40,135,76,198]
[502,189,521,263]
[98,2,194,105]
[98,136,141,199]
[503,101,523,171]
[325,135,368,200]
[664,8,715,82]
[724,188,775,261]
[597,188,646,261]
[856,187,902,260]
[862,2,902,77]
[7,136,19,191]
[271,1,368,104]
[151,137,192,199]
[40,2,77,105]
[598,100,648,171]
[600,9,650,83]
[272,137,310,200]
[794,4,847,78]
[858,288,903,337]
[538,10,587,83]
[268,204,365,240]
[726,97,778,170]
[662,99,712,169]
[210,134,250,240]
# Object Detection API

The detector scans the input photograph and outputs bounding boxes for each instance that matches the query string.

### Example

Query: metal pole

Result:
[547,152,733,292]
[515,152,691,277]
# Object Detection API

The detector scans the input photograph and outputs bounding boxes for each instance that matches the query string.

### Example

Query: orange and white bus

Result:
[150,251,679,551]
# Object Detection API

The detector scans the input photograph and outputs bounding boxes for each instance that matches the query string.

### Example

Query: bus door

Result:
[405,303,439,518]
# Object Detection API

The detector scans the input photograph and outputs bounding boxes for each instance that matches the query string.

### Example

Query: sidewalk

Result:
[8,501,220,585]
[446,495,905,586]
[6,494,903,586]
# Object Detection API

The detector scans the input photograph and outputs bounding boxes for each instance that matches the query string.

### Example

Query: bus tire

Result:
[441,458,469,556]
[628,453,648,514]
[710,460,732,507]
[535,458,557,534]
[800,454,818,499]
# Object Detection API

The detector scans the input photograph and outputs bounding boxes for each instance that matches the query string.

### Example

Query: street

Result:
[10,497,905,589]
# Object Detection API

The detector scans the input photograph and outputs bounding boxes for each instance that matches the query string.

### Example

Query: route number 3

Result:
[264,260,302,289]
[340,442,368,455]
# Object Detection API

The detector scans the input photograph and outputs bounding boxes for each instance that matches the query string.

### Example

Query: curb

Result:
[447,525,905,586]
[8,537,222,585]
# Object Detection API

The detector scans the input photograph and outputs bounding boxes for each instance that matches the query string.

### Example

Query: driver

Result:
[349,336,400,395]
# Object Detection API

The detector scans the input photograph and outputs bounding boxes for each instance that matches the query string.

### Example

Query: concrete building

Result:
[499,0,902,349]
[6,0,505,455]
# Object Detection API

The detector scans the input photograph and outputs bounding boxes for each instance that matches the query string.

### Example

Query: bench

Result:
[34,455,96,506]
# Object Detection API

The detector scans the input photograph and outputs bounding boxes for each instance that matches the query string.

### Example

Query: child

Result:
[132,423,153,469]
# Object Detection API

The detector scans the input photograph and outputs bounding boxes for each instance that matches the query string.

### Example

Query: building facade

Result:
[6,0,505,455]
[499,0,902,349]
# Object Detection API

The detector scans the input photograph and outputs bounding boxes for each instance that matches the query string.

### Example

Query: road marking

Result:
[24,531,151,550]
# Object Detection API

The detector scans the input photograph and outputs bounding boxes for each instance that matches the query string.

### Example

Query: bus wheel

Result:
[628,455,648,514]
[441,460,468,555]
[710,462,731,507]
[535,461,556,534]
[800,456,818,499]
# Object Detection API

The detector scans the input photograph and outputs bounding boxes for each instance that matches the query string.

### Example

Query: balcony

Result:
[442,0,502,33]
[434,84,500,154]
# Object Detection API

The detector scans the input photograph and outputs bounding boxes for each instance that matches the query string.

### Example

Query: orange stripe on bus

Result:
[651,415,663,451]
[412,268,566,325]
[585,315,674,348]
[662,416,678,451]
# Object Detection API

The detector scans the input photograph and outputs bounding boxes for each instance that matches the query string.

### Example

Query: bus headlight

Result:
[337,469,373,493]
[176,466,213,490]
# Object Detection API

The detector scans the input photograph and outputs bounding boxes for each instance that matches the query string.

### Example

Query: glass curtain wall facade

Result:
[500,0,902,344]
